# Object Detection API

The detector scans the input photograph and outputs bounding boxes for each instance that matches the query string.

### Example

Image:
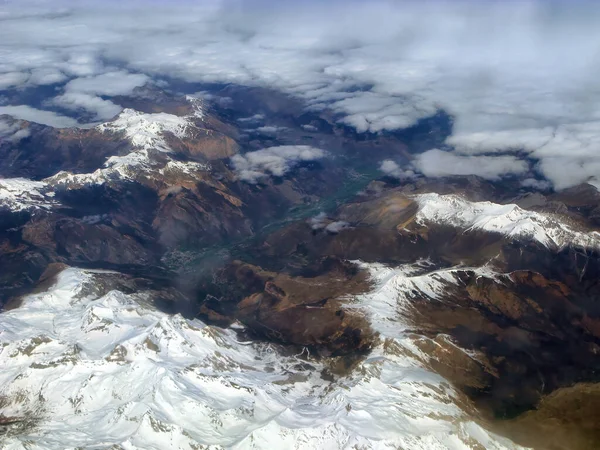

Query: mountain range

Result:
[1,85,599,450]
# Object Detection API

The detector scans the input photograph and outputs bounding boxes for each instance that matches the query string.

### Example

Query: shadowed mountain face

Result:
[1,85,600,449]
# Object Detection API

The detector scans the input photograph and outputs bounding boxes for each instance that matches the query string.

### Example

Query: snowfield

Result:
[0,268,525,450]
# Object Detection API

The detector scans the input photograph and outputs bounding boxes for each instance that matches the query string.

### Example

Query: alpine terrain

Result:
[1,2,600,448]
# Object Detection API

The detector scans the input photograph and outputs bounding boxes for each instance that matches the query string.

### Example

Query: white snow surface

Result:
[351,260,499,338]
[46,150,210,189]
[97,101,203,153]
[0,268,524,450]
[414,193,600,250]
[0,178,58,212]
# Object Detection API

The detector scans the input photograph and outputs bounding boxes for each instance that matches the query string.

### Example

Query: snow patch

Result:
[185,95,205,120]
[351,260,499,337]
[97,109,191,152]
[159,159,210,177]
[46,150,210,189]
[46,150,155,187]
[0,178,58,212]
[46,100,208,189]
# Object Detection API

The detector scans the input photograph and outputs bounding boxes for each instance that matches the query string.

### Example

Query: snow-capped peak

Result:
[98,96,204,153]
[97,109,195,152]
[48,101,209,189]
[414,193,600,250]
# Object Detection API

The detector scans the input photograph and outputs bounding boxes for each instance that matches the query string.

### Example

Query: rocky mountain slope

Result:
[1,85,600,449]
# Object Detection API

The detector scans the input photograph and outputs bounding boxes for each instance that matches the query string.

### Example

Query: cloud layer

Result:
[381,150,529,184]
[232,145,326,183]
[1,1,600,189]
[415,150,529,181]
[52,71,150,120]
[0,105,77,128]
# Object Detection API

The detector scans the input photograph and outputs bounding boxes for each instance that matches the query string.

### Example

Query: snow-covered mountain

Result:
[46,100,210,190]
[0,267,524,450]
[414,193,600,250]
[46,149,211,189]
[0,99,211,212]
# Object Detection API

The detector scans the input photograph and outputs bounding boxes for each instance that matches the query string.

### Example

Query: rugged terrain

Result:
[1,85,600,449]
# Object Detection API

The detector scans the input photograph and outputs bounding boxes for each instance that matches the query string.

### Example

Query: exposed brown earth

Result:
[199,258,375,356]
[494,383,600,450]
[402,269,600,415]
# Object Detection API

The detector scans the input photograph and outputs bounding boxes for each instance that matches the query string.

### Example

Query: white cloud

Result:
[28,67,67,86]
[521,178,552,191]
[448,121,600,189]
[237,114,265,123]
[537,156,600,191]
[325,221,350,234]
[52,92,122,121]
[0,1,600,188]
[255,126,287,134]
[232,145,327,183]
[0,105,77,128]
[0,118,30,143]
[307,213,349,233]
[51,71,150,120]
[64,71,149,97]
[308,212,328,230]
[447,128,556,155]
[381,151,529,183]
[194,91,233,108]
[333,93,438,133]
[0,72,29,90]
[414,149,529,181]
[379,160,416,181]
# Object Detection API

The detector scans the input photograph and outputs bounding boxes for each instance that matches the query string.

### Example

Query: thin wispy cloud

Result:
[0,117,30,143]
